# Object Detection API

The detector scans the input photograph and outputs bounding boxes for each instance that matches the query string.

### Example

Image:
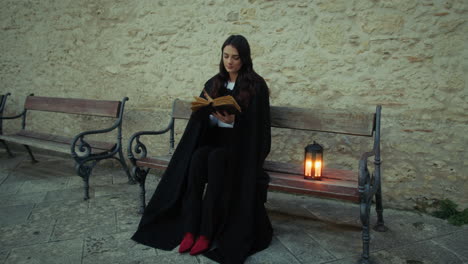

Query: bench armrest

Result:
[71,97,128,160]
[0,110,26,120]
[70,119,122,160]
[0,110,27,132]
[127,119,174,164]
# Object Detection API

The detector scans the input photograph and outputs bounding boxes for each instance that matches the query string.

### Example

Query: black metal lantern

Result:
[304,141,323,180]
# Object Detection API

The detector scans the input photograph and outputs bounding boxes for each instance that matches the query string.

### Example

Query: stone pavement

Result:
[0,150,467,264]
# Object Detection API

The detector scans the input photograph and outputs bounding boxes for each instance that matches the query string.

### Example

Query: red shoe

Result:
[178,232,195,253]
[189,235,210,255]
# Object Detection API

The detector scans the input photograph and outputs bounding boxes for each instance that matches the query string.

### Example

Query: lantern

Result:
[304,141,323,180]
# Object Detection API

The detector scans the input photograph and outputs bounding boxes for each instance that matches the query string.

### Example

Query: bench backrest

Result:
[171,99,378,137]
[24,96,122,118]
[0,93,10,134]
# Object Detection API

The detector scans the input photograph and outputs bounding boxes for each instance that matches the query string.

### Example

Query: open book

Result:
[191,90,242,115]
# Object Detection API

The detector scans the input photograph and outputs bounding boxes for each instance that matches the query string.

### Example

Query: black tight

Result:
[184,145,228,238]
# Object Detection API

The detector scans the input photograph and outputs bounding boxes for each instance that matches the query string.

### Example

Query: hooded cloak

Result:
[132,75,272,263]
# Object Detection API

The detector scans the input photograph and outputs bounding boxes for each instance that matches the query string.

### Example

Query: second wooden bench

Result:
[0,94,134,199]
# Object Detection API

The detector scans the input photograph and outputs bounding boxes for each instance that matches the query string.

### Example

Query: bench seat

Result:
[0,131,115,154]
[135,155,359,202]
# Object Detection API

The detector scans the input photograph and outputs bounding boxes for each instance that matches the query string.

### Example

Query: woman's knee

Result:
[191,146,213,163]
[207,148,228,164]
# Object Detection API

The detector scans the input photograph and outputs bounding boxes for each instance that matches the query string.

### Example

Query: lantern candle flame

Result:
[314,161,322,177]
[305,160,313,177]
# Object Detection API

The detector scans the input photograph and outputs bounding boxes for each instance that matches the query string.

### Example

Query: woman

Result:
[132,35,272,264]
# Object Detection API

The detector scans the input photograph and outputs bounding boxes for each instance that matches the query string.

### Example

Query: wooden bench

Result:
[0,94,134,199]
[127,99,387,264]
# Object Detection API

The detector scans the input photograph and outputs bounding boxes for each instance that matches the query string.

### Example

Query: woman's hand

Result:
[213,111,235,124]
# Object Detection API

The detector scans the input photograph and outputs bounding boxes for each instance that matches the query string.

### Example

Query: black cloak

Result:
[131,75,273,264]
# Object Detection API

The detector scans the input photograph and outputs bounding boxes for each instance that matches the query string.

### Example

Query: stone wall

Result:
[1,0,467,210]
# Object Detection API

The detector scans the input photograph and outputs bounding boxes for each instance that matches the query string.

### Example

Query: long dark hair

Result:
[210,35,262,108]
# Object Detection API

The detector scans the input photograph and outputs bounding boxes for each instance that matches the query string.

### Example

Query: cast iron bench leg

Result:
[24,145,38,163]
[133,167,149,214]
[75,161,96,200]
[373,185,388,232]
[360,197,371,264]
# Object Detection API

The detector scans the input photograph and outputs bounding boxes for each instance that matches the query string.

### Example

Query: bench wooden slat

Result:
[25,96,121,117]
[0,131,115,153]
[17,130,115,151]
[136,156,171,170]
[0,133,71,154]
[263,160,357,182]
[270,106,374,136]
[268,172,359,202]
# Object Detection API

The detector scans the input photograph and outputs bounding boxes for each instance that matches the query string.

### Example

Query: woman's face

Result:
[223,45,242,76]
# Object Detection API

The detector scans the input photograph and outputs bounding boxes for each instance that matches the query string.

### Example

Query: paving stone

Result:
[50,211,116,241]
[116,207,142,233]
[92,182,139,197]
[266,192,317,219]
[246,237,301,264]
[124,253,199,264]
[5,238,82,264]
[144,173,161,190]
[0,204,34,226]
[268,191,362,225]
[303,198,361,224]
[82,231,157,264]
[5,158,75,184]
[272,211,363,260]
[0,172,8,185]
[368,240,464,264]
[0,181,23,195]
[432,228,468,262]
[69,174,113,188]
[28,199,89,222]
[0,191,47,207]
[366,209,461,251]
[155,246,179,256]
[197,255,220,264]
[301,217,364,259]
[89,193,139,213]
[274,218,337,263]
[112,171,135,184]
[0,220,54,250]
[43,187,93,202]
[0,249,9,264]
[17,178,70,194]
[0,152,24,171]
